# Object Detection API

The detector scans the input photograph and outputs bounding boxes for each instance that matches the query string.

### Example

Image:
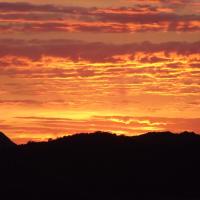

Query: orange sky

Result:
[0,0,200,144]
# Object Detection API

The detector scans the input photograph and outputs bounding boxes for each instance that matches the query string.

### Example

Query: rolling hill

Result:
[0,131,200,200]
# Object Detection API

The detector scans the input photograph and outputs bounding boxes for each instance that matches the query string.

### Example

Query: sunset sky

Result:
[0,0,200,144]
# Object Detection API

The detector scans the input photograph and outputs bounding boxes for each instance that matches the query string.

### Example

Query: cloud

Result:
[0,2,199,32]
[0,39,199,99]
[0,39,199,61]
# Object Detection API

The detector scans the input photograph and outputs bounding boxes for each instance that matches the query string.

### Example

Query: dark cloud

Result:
[0,39,199,62]
[0,2,199,32]
[0,2,91,13]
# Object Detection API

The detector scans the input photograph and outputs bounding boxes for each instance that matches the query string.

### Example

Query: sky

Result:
[0,0,200,144]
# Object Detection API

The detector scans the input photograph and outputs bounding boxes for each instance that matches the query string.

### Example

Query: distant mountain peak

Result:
[0,132,16,148]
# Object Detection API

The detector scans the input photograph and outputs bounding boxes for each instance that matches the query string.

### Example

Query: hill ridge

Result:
[1,130,200,147]
[0,131,16,147]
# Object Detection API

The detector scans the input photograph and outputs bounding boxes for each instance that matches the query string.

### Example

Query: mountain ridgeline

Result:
[1,131,200,200]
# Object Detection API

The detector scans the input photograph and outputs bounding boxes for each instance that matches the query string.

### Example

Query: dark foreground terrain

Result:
[1,131,200,200]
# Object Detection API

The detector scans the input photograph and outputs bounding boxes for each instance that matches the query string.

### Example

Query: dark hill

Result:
[0,132,16,148]
[1,131,200,200]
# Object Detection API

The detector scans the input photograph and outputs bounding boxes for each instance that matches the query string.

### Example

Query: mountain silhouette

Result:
[0,131,200,200]
[0,132,16,148]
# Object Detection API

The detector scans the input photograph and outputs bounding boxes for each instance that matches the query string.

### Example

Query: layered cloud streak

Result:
[0,2,200,33]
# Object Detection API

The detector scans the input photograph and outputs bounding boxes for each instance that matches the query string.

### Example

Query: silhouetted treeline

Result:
[0,131,200,200]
